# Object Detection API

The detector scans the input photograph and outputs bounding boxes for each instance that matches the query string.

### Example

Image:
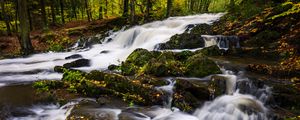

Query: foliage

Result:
[270,2,300,20]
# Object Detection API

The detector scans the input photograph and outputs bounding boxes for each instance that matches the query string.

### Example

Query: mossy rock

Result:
[125,48,154,66]
[190,24,213,35]
[121,62,139,76]
[173,79,210,112]
[184,53,222,77]
[140,59,185,77]
[174,50,195,61]
[158,33,205,50]
[245,30,280,48]
[195,45,223,56]
[108,64,120,71]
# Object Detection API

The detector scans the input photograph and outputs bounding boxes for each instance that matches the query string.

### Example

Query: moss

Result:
[108,64,120,71]
[140,59,185,77]
[185,53,222,77]
[158,33,205,49]
[246,30,281,48]
[195,45,223,56]
[33,80,64,92]
[175,50,195,61]
[125,48,154,66]
[121,62,139,75]
[190,24,213,35]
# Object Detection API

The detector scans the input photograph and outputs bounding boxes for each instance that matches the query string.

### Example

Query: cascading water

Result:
[9,102,77,120]
[0,13,224,84]
[155,78,176,109]
[0,13,273,120]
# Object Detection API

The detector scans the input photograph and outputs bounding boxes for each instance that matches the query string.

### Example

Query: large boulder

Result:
[121,48,154,75]
[173,79,210,112]
[184,53,222,77]
[190,24,213,35]
[140,51,186,77]
[158,33,205,50]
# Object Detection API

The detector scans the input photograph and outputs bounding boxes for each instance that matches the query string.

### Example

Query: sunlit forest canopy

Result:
[0,0,242,32]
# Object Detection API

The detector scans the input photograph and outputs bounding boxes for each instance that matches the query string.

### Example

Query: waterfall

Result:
[9,102,77,120]
[201,35,240,50]
[0,13,224,84]
[0,13,272,120]
[155,78,176,109]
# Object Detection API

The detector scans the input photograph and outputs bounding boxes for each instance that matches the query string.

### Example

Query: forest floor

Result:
[0,16,125,59]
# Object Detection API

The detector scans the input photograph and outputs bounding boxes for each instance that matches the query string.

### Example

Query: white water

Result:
[9,102,77,120]
[1,13,270,120]
[0,13,224,84]
[155,78,176,108]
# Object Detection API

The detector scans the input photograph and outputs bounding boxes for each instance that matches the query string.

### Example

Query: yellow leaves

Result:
[251,28,258,33]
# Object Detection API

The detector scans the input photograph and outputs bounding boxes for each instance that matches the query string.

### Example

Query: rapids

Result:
[0,13,272,120]
[0,13,224,84]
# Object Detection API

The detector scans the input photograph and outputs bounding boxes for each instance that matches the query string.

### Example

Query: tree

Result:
[84,0,91,21]
[123,0,129,17]
[40,0,48,29]
[17,0,34,55]
[1,0,11,35]
[50,0,57,25]
[166,0,172,17]
[229,0,235,12]
[145,0,152,22]
[130,0,135,24]
[60,0,65,24]
[99,0,103,19]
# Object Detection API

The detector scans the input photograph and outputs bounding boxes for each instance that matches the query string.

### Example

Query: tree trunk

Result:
[105,0,108,18]
[145,0,152,22]
[123,0,129,17]
[111,1,114,15]
[40,0,48,29]
[71,0,77,19]
[99,0,103,19]
[50,0,56,25]
[15,0,18,32]
[229,0,235,12]
[130,0,135,25]
[166,0,172,18]
[27,6,33,30]
[17,0,33,55]
[60,0,65,24]
[84,0,91,21]
[1,0,11,35]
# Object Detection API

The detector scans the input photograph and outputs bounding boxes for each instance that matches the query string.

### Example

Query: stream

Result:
[0,13,275,120]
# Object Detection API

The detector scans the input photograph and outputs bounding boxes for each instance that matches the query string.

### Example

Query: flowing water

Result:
[0,13,272,120]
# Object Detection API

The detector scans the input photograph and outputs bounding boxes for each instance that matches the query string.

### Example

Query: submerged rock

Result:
[63,59,91,69]
[65,54,83,60]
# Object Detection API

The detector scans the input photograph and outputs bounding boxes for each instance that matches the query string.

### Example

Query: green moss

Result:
[190,24,213,35]
[185,53,222,77]
[270,2,300,20]
[126,48,154,66]
[33,80,63,92]
[196,45,223,56]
